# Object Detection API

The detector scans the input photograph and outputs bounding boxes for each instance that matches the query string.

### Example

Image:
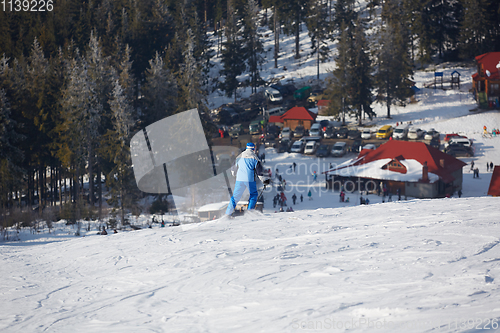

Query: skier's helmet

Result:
[246,142,255,151]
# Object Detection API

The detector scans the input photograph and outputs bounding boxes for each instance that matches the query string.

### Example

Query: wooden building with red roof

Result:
[487,166,500,197]
[324,140,467,198]
[280,106,317,130]
[472,52,500,109]
[317,100,331,115]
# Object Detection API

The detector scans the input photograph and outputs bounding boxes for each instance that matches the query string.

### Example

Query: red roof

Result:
[473,52,500,81]
[281,107,317,121]
[333,140,466,183]
[488,166,500,196]
[317,100,330,107]
[268,115,283,123]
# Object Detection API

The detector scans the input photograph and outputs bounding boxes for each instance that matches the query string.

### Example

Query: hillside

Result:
[1,197,500,332]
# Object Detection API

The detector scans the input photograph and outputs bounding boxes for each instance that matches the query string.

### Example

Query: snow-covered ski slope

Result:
[1,198,500,332]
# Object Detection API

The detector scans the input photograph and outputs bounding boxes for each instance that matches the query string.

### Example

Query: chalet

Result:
[280,106,317,130]
[487,166,500,197]
[472,52,500,109]
[264,106,317,131]
[324,140,467,198]
[317,100,331,115]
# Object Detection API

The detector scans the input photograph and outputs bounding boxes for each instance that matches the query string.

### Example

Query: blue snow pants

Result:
[226,181,258,215]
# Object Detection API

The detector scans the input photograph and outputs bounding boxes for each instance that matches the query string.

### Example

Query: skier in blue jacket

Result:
[226,142,267,215]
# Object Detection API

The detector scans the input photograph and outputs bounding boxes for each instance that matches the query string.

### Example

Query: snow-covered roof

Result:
[327,158,440,182]
[197,201,229,212]
[325,140,466,183]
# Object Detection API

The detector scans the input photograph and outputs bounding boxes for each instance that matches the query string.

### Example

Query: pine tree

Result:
[0,88,25,234]
[350,18,374,124]
[242,0,265,94]
[104,79,141,225]
[306,0,332,79]
[220,2,246,102]
[142,52,178,126]
[332,0,357,36]
[374,21,414,118]
[281,0,310,59]
[324,24,352,123]
[459,0,496,58]
[178,28,206,111]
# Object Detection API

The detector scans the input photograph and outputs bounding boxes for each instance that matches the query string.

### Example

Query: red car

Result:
[443,133,466,142]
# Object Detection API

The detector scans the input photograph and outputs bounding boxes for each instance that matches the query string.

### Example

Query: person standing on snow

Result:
[225,142,268,216]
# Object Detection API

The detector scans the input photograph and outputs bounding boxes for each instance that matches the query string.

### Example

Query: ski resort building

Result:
[324,140,467,198]
[487,166,500,197]
[265,106,317,131]
[472,52,500,109]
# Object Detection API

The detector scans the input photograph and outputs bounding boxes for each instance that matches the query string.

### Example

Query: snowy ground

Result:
[2,13,500,333]
[1,198,500,333]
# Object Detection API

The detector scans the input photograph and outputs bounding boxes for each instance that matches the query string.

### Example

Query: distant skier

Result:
[308,190,312,200]
[225,142,268,216]
[490,162,494,171]
[292,193,297,205]
[300,194,303,202]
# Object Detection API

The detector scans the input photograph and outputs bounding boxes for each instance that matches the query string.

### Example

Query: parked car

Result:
[424,128,440,140]
[265,87,283,104]
[264,106,285,119]
[362,144,377,150]
[393,124,409,140]
[376,125,393,139]
[229,124,243,138]
[316,144,330,157]
[294,86,312,100]
[347,130,361,140]
[309,123,322,137]
[277,139,292,153]
[331,141,347,157]
[307,90,324,105]
[290,140,306,153]
[361,128,372,139]
[266,124,280,137]
[304,140,320,154]
[293,125,305,138]
[445,144,474,157]
[444,137,473,149]
[319,120,330,130]
[336,127,348,139]
[270,84,288,97]
[249,120,261,135]
[444,133,466,143]
[264,136,276,148]
[407,127,424,140]
[280,127,293,139]
[283,84,298,96]
[429,137,441,149]
[351,139,363,153]
[323,126,336,139]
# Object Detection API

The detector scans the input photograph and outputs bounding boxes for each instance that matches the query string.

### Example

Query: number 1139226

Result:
[2,0,53,11]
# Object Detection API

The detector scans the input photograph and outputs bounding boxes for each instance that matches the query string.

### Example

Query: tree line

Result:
[0,0,499,232]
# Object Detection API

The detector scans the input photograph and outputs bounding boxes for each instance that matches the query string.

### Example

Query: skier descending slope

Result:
[225,142,268,216]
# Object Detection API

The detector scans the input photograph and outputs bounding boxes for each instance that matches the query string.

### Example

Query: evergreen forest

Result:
[1,0,499,231]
